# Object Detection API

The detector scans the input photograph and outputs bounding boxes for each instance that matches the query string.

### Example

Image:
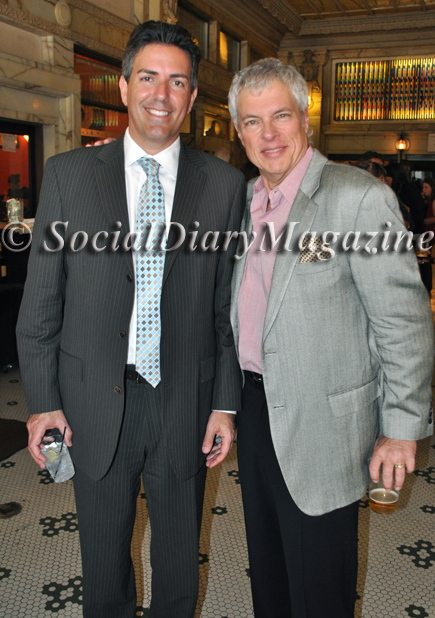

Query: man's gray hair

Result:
[228,58,309,126]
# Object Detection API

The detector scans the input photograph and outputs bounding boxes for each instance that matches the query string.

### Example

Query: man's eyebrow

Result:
[171,72,189,79]
[137,69,158,76]
[241,113,260,121]
[136,68,189,79]
[241,107,293,121]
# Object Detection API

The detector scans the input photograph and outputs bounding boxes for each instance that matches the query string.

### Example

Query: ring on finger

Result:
[394,463,406,469]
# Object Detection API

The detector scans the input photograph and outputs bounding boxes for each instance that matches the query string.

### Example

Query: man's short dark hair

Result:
[355,160,386,180]
[122,20,201,91]
[359,151,383,162]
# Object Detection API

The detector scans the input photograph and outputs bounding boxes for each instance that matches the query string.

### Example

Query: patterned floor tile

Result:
[1,365,434,617]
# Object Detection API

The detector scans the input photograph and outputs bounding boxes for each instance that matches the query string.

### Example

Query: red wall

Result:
[0,135,30,199]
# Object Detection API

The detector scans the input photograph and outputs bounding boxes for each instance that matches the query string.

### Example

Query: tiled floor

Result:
[1,365,434,618]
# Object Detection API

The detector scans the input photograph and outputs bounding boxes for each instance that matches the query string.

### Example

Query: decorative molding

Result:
[299,10,435,35]
[258,0,302,33]
[55,0,72,29]
[0,1,70,35]
[0,0,131,59]
[67,0,134,31]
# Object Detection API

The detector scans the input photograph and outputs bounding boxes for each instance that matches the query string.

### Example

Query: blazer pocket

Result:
[200,355,216,383]
[295,258,338,275]
[59,349,83,383]
[328,377,380,418]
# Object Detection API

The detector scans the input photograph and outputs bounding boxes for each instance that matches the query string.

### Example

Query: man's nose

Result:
[261,120,278,141]
[154,81,170,101]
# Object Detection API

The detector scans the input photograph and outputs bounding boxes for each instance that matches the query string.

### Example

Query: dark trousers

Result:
[237,373,359,618]
[73,378,207,618]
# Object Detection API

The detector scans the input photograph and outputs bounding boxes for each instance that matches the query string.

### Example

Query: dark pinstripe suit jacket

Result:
[17,137,245,481]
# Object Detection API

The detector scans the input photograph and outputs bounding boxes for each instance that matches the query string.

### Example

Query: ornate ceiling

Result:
[290,0,433,20]
[256,0,435,35]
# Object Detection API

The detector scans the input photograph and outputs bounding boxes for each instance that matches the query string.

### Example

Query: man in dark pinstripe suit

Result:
[17,21,245,618]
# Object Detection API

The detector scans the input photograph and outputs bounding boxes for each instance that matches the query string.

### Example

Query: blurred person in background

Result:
[7,173,31,217]
[385,163,431,293]
[358,150,384,166]
[214,146,231,163]
[422,178,435,232]
[422,178,435,284]
[384,163,427,233]
[355,160,412,230]
[355,159,386,180]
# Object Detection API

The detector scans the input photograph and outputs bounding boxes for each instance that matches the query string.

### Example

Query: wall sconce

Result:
[395,133,410,151]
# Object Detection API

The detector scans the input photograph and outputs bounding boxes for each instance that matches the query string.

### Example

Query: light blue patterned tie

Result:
[135,156,165,387]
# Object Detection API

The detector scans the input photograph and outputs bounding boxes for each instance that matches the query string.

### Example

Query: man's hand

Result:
[369,435,417,491]
[27,410,72,469]
[202,411,236,468]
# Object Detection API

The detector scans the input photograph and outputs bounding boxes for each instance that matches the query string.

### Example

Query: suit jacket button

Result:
[127,274,133,282]
[119,330,126,338]
[114,386,122,394]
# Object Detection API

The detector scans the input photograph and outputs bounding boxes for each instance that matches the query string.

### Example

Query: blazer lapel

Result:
[162,142,206,286]
[262,192,318,341]
[230,182,255,345]
[95,137,133,272]
[262,150,328,341]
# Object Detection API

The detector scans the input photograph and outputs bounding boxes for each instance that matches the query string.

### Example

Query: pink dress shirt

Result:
[238,147,314,374]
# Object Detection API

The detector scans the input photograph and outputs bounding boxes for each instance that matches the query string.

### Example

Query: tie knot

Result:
[138,156,160,177]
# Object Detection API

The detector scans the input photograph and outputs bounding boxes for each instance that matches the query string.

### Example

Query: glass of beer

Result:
[369,468,400,514]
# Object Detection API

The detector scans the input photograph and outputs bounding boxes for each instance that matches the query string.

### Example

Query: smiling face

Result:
[235,80,309,193]
[119,43,197,154]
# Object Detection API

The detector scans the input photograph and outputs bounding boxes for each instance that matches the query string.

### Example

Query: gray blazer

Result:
[17,137,245,481]
[231,149,434,515]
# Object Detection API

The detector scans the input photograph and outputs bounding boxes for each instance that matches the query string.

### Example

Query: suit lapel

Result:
[162,142,206,286]
[95,137,133,272]
[230,185,255,345]
[262,191,318,341]
[262,150,329,341]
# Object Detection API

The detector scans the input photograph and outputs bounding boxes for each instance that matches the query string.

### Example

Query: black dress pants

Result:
[237,373,359,618]
[72,378,207,618]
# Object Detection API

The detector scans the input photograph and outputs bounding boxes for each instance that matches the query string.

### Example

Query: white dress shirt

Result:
[124,128,179,365]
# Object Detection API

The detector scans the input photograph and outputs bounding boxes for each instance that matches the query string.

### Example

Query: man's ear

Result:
[188,87,198,114]
[304,108,309,132]
[119,76,128,108]
[234,122,244,147]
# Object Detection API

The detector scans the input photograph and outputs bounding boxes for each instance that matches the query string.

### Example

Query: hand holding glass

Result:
[369,466,400,514]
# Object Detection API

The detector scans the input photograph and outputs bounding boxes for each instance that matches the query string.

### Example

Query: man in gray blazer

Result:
[17,21,244,618]
[228,58,434,618]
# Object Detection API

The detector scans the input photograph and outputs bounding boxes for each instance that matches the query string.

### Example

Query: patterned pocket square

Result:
[299,236,332,263]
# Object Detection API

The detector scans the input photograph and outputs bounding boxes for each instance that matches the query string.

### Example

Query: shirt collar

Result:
[253,146,314,203]
[124,127,180,179]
